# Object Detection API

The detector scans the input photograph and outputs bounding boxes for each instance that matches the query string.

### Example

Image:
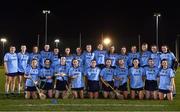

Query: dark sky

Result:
[0,0,180,53]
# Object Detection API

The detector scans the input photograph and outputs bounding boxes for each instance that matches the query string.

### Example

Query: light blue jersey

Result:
[85,67,101,81]
[160,52,176,68]
[127,52,140,67]
[106,53,118,67]
[51,54,60,69]
[39,67,54,83]
[144,66,159,81]
[65,55,74,68]
[114,67,128,87]
[29,52,41,67]
[129,67,145,89]
[100,67,114,81]
[4,53,18,73]
[25,66,39,87]
[94,50,107,65]
[118,54,129,68]
[54,64,69,81]
[40,50,52,67]
[150,52,161,68]
[140,51,151,67]
[17,52,29,73]
[73,54,84,67]
[158,68,175,90]
[68,66,84,88]
[83,51,95,69]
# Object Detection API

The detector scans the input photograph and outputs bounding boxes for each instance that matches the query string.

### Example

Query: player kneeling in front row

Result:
[39,59,54,98]
[68,59,84,99]
[85,60,101,99]
[144,58,159,100]
[114,59,128,99]
[158,59,175,101]
[24,59,39,99]
[100,59,115,99]
[54,57,69,99]
[129,58,145,100]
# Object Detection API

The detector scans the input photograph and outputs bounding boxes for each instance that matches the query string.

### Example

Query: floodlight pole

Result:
[154,13,161,47]
[43,10,50,45]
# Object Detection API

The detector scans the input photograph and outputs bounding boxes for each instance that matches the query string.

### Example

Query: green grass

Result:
[0,68,180,111]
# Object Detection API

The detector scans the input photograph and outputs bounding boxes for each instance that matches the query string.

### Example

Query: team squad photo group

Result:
[3,43,178,101]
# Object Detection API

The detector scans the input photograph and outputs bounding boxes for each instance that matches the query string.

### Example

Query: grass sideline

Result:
[0,67,180,111]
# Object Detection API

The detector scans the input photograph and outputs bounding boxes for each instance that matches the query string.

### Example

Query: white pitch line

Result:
[11,103,165,107]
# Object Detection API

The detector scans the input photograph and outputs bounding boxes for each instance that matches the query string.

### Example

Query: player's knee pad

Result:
[25,93,30,99]
[55,92,60,98]
[109,92,115,99]
[32,93,38,99]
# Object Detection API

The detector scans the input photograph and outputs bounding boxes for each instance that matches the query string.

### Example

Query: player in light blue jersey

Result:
[118,46,129,68]
[144,58,159,100]
[158,59,175,101]
[150,45,161,68]
[114,58,128,99]
[51,47,60,69]
[4,46,18,96]
[24,59,39,99]
[73,47,84,67]
[100,59,115,98]
[85,60,101,99]
[160,45,178,96]
[140,43,151,67]
[17,45,29,94]
[29,46,41,67]
[64,47,74,68]
[106,45,118,69]
[68,59,84,99]
[128,58,145,100]
[127,45,140,67]
[94,44,107,69]
[160,45,178,69]
[40,44,52,67]
[54,57,69,99]
[83,44,95,69]
[39,59,54,98]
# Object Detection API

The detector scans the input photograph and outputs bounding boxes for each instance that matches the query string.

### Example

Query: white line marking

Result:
[10,103,165,107]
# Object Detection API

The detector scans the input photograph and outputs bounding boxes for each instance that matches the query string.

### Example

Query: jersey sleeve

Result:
[3,53,9,62]
[38,69,43,77]
[128,68,131,77]
[142,68,145,76]
[68,68,72,76]
[25,67,30,76]
[169,69,175,78]
[170,52,176,60]
[100,69,104,77]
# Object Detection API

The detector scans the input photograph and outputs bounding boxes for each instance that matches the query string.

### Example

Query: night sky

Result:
[0,0,180,53]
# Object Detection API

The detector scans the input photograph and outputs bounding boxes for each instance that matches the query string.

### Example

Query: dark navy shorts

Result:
[56,80,67,91]
[87,80,100,92]
[145,80,158,91]
[71,87,84,91]
[102,81,114,92]
[40,81,53,90]
[131,87,144,91]
[6,72,18,77]
[17,72,25,76]
[26,86,37,92]
[159,89,171,94]
[115,82,128,91]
